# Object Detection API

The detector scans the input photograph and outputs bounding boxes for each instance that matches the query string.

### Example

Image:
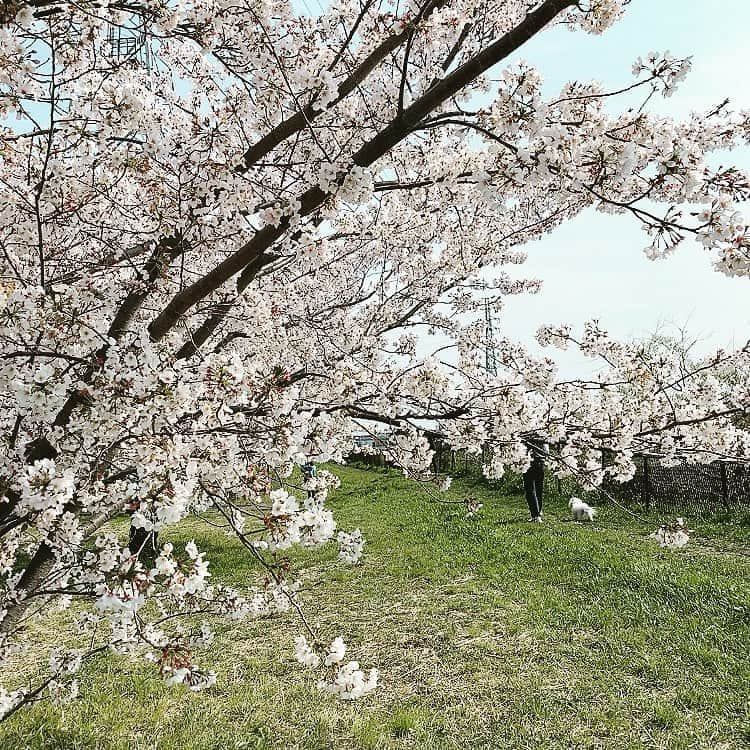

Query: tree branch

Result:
[148,0,576,342]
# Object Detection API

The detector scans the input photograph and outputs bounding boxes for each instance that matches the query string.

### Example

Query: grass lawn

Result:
[1,466,749,750]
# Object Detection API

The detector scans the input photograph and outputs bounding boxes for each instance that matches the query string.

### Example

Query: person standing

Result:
[301,461,317,501]
[523,438,547,523]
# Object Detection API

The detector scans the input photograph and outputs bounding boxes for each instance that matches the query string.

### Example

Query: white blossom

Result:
[337,529,365,565]
[319,661,379,700]
[294,635,321,668]
[0,0,748,715]
[651,518,691,549]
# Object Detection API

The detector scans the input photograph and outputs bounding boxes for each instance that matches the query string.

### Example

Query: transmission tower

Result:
[106,13,152,69]
[484,298,498,376]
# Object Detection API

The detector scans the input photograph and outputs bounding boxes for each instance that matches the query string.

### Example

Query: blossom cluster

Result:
[294,636,378,700]
[0,0,748,719]
[465,497,483,518]
[337,529,365,565]
[651,518,691,550]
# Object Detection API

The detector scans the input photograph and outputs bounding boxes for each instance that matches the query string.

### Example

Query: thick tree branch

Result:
[237,0,451,173]
[148,0,576,342]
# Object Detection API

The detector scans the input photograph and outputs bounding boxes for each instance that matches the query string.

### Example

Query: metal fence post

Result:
[721,461,729,510]
[642,455,651,510]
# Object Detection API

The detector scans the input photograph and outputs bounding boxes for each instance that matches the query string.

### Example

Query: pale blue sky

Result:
[497,0,750,375]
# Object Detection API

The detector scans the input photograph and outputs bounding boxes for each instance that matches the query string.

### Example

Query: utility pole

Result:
[104,11,158,557]
[484,298,498,376]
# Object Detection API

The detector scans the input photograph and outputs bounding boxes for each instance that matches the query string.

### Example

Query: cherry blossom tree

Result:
[1,0,749,717]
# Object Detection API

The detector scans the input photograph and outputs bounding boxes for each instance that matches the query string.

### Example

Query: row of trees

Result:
[0,0,748,717]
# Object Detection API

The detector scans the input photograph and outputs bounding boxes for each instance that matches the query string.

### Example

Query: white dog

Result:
[569,496,597,521]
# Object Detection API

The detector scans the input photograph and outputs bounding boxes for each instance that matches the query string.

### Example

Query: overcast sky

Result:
[493,0,750,376]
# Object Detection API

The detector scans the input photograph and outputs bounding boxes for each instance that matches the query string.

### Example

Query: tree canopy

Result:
[0,0,748,716]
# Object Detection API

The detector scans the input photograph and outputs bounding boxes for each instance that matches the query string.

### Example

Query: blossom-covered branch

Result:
[1,0,748,718]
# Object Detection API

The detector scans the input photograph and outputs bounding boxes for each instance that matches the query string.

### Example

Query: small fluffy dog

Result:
[569,496,597,521]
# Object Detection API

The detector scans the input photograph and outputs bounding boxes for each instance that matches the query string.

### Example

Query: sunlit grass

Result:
[2,465,749,749]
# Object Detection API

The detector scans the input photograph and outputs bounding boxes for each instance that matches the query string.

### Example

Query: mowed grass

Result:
[2,466,750,750]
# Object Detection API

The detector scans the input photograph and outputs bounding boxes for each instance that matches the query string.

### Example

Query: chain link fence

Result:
[350,437,750,516]
[601,454,750,515]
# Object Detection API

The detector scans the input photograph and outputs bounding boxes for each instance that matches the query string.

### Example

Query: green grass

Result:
[2,466,749,749]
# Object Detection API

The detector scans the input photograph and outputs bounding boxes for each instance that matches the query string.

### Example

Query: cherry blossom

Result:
[337,529,365,565]
[0,0,748,719]
[651,518,691,550]
[465,497,483,518]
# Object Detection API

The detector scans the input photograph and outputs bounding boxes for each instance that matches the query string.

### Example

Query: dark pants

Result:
[523,460,544,518]
[128,524,158,559]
